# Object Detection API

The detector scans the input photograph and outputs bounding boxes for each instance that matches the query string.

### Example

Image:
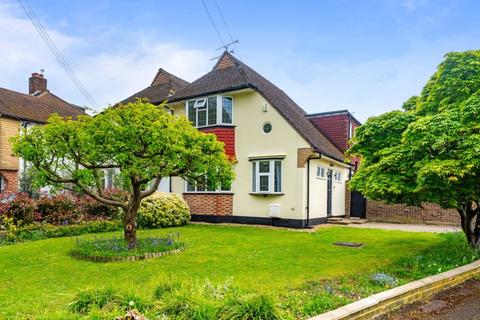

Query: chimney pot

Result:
[29,71,47,95]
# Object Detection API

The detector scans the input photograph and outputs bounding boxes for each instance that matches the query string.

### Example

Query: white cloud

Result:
[0,2,211,111]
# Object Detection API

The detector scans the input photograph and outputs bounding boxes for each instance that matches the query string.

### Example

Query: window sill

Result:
[196,124,236,129]
[316,177,326,180]
[249,192,284,196]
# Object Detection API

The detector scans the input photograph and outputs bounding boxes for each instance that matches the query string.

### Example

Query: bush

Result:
[137,192,190,229]
[0,193,36,226]
[0,220,122,244]
[36,193,78,225]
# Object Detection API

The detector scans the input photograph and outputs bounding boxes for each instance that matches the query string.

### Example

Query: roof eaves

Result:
[168,83,253,103]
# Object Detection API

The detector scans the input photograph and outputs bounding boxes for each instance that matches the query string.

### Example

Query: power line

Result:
[17,0,99,108]
[213,0,234,43]
[201,0,226,49]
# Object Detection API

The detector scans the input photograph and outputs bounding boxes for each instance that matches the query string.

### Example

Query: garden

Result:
[1,212,479,319]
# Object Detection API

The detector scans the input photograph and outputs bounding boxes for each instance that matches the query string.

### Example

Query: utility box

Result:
[269,204,281,218]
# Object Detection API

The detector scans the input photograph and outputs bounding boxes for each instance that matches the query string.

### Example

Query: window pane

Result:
[194,98,206,108]
[252,162,256,192]
[259,175,269,192]
[186,181,195,192]
[222,97,233,124]
[259,161,270,173]
[198,108,207,127]
[274,161,282,192]
[208,97,217,125]
[188,101,196,125]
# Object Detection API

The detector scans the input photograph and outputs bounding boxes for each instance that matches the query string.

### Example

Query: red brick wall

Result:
[0,170,18,194]
[367,200,460,225]
[200,126,235,159]
[183,193,233,216]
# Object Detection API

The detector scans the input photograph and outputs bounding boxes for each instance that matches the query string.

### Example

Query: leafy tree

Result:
[348,50,480,247]
[12,100,234,249]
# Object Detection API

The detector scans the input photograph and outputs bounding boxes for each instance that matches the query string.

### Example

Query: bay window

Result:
[187,95,233,127]
[186,178,231,193]
[251,159,282,194]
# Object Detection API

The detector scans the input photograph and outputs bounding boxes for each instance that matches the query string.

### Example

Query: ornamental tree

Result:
[12,100,234,249]
[347,50,480,248]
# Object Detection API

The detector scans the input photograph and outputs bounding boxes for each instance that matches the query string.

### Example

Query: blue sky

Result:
[1,0,479,121]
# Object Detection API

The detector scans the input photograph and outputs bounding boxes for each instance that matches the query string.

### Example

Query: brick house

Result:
[0,72,86,193]
[122,52,352,228]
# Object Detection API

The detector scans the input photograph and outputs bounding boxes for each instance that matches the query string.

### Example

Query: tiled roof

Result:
[120,68,189,105]
[171,52,345,161]
[0,87,86,123]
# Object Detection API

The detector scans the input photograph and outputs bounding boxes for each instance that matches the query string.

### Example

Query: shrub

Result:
[0,220,122,244]
[36,193,78,225]
[137,192,190,229]
[221,294,282,320]
[0,193,36,226]
[68,288,149,314]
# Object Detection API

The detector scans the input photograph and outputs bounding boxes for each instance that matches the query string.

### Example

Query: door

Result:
[326,169,333,216]
[350,191,366,219]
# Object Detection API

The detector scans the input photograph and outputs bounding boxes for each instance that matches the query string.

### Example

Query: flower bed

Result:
[70,234,185,262]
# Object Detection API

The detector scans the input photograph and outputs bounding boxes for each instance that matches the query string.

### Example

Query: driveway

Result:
[380,279,480,320]
[345,222,460,233]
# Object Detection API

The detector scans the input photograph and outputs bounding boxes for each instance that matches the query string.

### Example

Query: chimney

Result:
[29,71,47,95]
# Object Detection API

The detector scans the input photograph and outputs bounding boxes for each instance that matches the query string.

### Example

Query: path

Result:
[380,279,480,320]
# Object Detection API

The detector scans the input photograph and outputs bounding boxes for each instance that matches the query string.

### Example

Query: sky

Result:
[1,0,479,122]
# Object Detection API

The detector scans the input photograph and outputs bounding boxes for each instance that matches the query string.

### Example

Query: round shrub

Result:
[36,193,78,225]
[137,192,190,229]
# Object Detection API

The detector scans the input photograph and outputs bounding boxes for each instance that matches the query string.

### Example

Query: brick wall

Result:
[200,126,235,159]
[367,200,460,225]
[183,193,233,216]
[0,170,18,194]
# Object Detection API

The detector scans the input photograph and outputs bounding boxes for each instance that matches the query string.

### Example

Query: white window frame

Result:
[334,170,342,182]
[186,95,234,128]
[251,159,282,194]
[184,179,231,193]
[316,166,326,179]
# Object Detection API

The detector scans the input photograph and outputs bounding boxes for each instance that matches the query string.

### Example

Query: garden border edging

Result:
[72,247,185,262]
[309,259,480,320]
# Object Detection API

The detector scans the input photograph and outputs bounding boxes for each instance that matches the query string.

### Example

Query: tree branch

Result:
[141,177,161,198]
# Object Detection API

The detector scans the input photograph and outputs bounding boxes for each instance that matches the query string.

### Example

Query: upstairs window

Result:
[251,160,282,194]
[187,96,233,128]
[316,166,326,178]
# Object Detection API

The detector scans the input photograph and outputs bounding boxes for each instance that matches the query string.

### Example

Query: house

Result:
[0,72,86,194]
[307,109,460,226]
[122,52,351,228]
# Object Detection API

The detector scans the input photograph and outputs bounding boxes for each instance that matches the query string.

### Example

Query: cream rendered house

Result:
[122,52,350,228]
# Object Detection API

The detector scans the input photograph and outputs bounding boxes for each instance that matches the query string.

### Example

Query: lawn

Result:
[0,224,442,318]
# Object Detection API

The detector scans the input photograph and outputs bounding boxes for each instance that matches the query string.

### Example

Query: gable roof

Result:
[0,87,86,123]
[171,52,345,161]
[120,68,189,105]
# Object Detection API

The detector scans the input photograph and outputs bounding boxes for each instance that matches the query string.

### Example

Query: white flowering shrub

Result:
[137,193,190,229]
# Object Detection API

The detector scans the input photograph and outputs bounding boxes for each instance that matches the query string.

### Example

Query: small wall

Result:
[183,193,233,216]
[367,200,460,225]
[0,170,18,194]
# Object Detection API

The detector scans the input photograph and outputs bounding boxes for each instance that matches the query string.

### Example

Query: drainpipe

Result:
[305,152,321,228]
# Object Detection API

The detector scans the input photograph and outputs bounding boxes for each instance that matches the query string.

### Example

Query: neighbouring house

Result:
[312,110,460,225]
[121,52,352,228]
[0,72,86,193]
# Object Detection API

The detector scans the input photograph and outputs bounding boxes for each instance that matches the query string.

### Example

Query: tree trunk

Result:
[457,201,480,249]
[124,189,142,250]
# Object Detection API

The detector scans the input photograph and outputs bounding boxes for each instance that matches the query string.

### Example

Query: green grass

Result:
[0,224,449,319]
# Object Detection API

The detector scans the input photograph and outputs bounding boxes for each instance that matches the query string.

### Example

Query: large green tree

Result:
[12,100,234,249]
[348,50,480,247]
